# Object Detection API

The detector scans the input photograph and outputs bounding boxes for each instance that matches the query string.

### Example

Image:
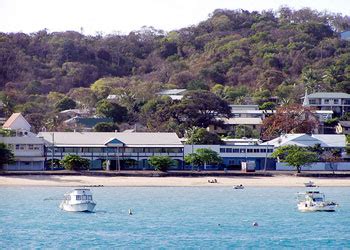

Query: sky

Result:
[1,0,350,35]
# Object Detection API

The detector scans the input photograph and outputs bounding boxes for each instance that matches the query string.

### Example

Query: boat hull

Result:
[297,203,336,212]
[60,202,96,212]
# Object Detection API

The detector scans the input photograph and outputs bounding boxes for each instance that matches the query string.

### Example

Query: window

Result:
[87,195,92,200]
[260,148,266,153]
[76,195,81,200]
[233,148,240,153]
[324,99,330,104]
[309,99,316,104]
[240,149,246,153]
[334,99,339,104]
[247,148,253,153]
[220,148,225,153]
[267,149,273,153]
[254,149,259,153]
[64,147,76,153]
[82,195,87,200]
[226,148,232,153]
[28,144,34,150]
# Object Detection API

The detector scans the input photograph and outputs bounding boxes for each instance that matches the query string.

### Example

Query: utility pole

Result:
[264,142,269,171]
[51,132,54,171]
[117,146,120,172]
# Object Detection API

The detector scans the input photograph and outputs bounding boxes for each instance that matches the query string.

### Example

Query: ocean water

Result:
[1,186,350,249]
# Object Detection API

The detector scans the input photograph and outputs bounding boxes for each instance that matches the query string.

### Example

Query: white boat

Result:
[297,191,337,212]
[304,181,317,187]
[233,184,244,189]
[59,188,96,212]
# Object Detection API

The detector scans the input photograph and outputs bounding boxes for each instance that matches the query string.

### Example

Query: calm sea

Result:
[1,186,350,249]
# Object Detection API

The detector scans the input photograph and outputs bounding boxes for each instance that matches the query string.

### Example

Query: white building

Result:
[262,133,348,171]
[1,113,45,170]
[157,89,187,101]
[302,92,350,116]
[39,132,184,170]
[2,113,31,131]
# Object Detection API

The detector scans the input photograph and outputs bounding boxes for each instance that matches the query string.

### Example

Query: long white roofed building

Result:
[38,132,184,170]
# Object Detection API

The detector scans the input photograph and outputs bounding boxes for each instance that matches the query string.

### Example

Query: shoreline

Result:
[2,174,350,187]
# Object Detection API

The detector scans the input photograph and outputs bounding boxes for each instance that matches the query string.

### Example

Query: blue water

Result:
[1,187,350,249]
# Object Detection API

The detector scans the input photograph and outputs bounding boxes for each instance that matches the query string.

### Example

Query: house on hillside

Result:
[208,117,262,136]
[2,113,31,131]
[229,104,274,119]
[302,92,350,116]
[63,116,114,131]
[59,109,92,118]
[157,89,187,101]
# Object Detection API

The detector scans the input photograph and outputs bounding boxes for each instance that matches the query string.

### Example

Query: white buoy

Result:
[128,209,133,215]
[252,222,258,227]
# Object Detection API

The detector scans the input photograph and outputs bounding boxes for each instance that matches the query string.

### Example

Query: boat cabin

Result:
[63,189,93,202]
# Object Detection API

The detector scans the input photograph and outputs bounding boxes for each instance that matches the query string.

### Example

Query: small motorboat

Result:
[297,191,337,212]
[304,181,317,187]
[60,188,96,212]
[233,184,244,189]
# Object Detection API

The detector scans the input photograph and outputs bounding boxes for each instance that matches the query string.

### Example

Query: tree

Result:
[271,145,318,173]
[185,127,223,145]
[259,102,276,110]
[55,97,76,111]
[96,100,128,123]
[60,155,90,171]
[184,153,202,170]
[185,148,222,170]
[148,156,174,172]
[93,122,119,132]
[320,150,342,174]
[262,104,319,139]
[172,90,231,129]
[0,142,15,170]
[234,125,259,139]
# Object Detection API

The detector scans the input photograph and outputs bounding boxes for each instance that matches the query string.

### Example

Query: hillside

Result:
[1,7,350,133]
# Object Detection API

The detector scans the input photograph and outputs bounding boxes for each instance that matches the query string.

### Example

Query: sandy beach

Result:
[1,175,350,187]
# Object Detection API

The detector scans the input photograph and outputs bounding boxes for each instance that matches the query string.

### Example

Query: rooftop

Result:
[305,92,350,99]
[262,133,346,148]
[229,105,259,110]
[222,117,262,125]
[339,121,350,127]
[158,89,187,95]
[38,132,183,148]
[64,117,114,128]
[2,113,31,130]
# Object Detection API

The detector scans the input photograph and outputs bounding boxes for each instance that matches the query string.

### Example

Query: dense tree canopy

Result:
[262,104,319,139]
[185,127,223,145]
[0,142,15,170]
[271,145,318,173]
[60,155,90,171]
[148,156,175,172]
[1,8,350,134]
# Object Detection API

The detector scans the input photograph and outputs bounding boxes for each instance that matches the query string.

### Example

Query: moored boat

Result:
[304,181,317,187]
[233,184,244,189]
[60,188,96,212]
[297,191,337,212]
